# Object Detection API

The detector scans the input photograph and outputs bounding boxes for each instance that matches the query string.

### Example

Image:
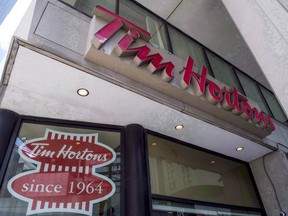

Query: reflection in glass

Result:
[119,0,170,51]
[61,0,287,128]
[236,70,270,114]
[168,27,208,75]
[148,135,260,208]
[206,51,243,93]
[259,86,288,124]
[0,123,121,216]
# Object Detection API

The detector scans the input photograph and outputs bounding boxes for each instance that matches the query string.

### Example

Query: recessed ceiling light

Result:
[210,160,216,164]
[236,147,244,151]
[152,142,157,146]
[77,88,89,97]
[175,124,184,130]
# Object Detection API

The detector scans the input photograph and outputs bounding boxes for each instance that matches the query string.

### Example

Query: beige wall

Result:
[250,151,288,215]
[222,0,288,119]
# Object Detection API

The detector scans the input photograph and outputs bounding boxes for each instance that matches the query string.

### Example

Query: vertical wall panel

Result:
[0,109,19,169]
[123,124,152,216]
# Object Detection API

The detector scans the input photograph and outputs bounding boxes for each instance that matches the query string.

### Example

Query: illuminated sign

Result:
[8,129,116,215]
[85,6,275,136]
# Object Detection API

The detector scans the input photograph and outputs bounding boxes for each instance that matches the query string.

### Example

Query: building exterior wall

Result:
[2,0,280,152]
[220,2,288,213]
[222,0,288,116]
[250,151,288,215]
[0,0,288,215]
[135,0,272,89]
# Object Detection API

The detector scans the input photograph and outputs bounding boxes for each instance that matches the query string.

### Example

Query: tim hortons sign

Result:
[85,6,275,137]
[8,129,116,215]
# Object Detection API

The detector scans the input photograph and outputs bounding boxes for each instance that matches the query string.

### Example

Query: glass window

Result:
[236,70,270,114]
[119,0,170,51]
[206,51,243,93]
[260,86,288,124]
[61,0,288,128]
[148,134,261,208]
[61,0,170,50]
[168,26,209,75]
[0,123,121,216]
[61,0,117,15]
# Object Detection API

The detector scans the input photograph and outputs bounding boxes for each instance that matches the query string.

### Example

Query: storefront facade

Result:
[0,0,288,215]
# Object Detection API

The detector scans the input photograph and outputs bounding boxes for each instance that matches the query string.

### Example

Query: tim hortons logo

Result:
[85,6,275,135]
[8,129,116,216]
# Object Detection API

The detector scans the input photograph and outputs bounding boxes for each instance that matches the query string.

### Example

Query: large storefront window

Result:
[0,122,121,216]
[148,134,263,215]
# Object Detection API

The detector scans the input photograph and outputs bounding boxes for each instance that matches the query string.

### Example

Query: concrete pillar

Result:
[122,124,152,216]
[250,151,288,216]
[0,109,19,169]
[222,0,288,116]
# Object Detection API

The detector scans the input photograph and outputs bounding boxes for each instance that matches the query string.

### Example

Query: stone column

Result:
[0,109,19,170]
[250,150,288,216]
[122,124,152,216]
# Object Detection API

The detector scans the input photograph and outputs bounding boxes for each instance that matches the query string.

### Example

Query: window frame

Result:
[205,49,244,94]
[129,0,288,126]
[59,0,288,125]
[146,129,267,216]
[60,0,288,127]
[0,114,268,215]
[0,115,124,216]
[259,84,288,126]
[0,115,123,186]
